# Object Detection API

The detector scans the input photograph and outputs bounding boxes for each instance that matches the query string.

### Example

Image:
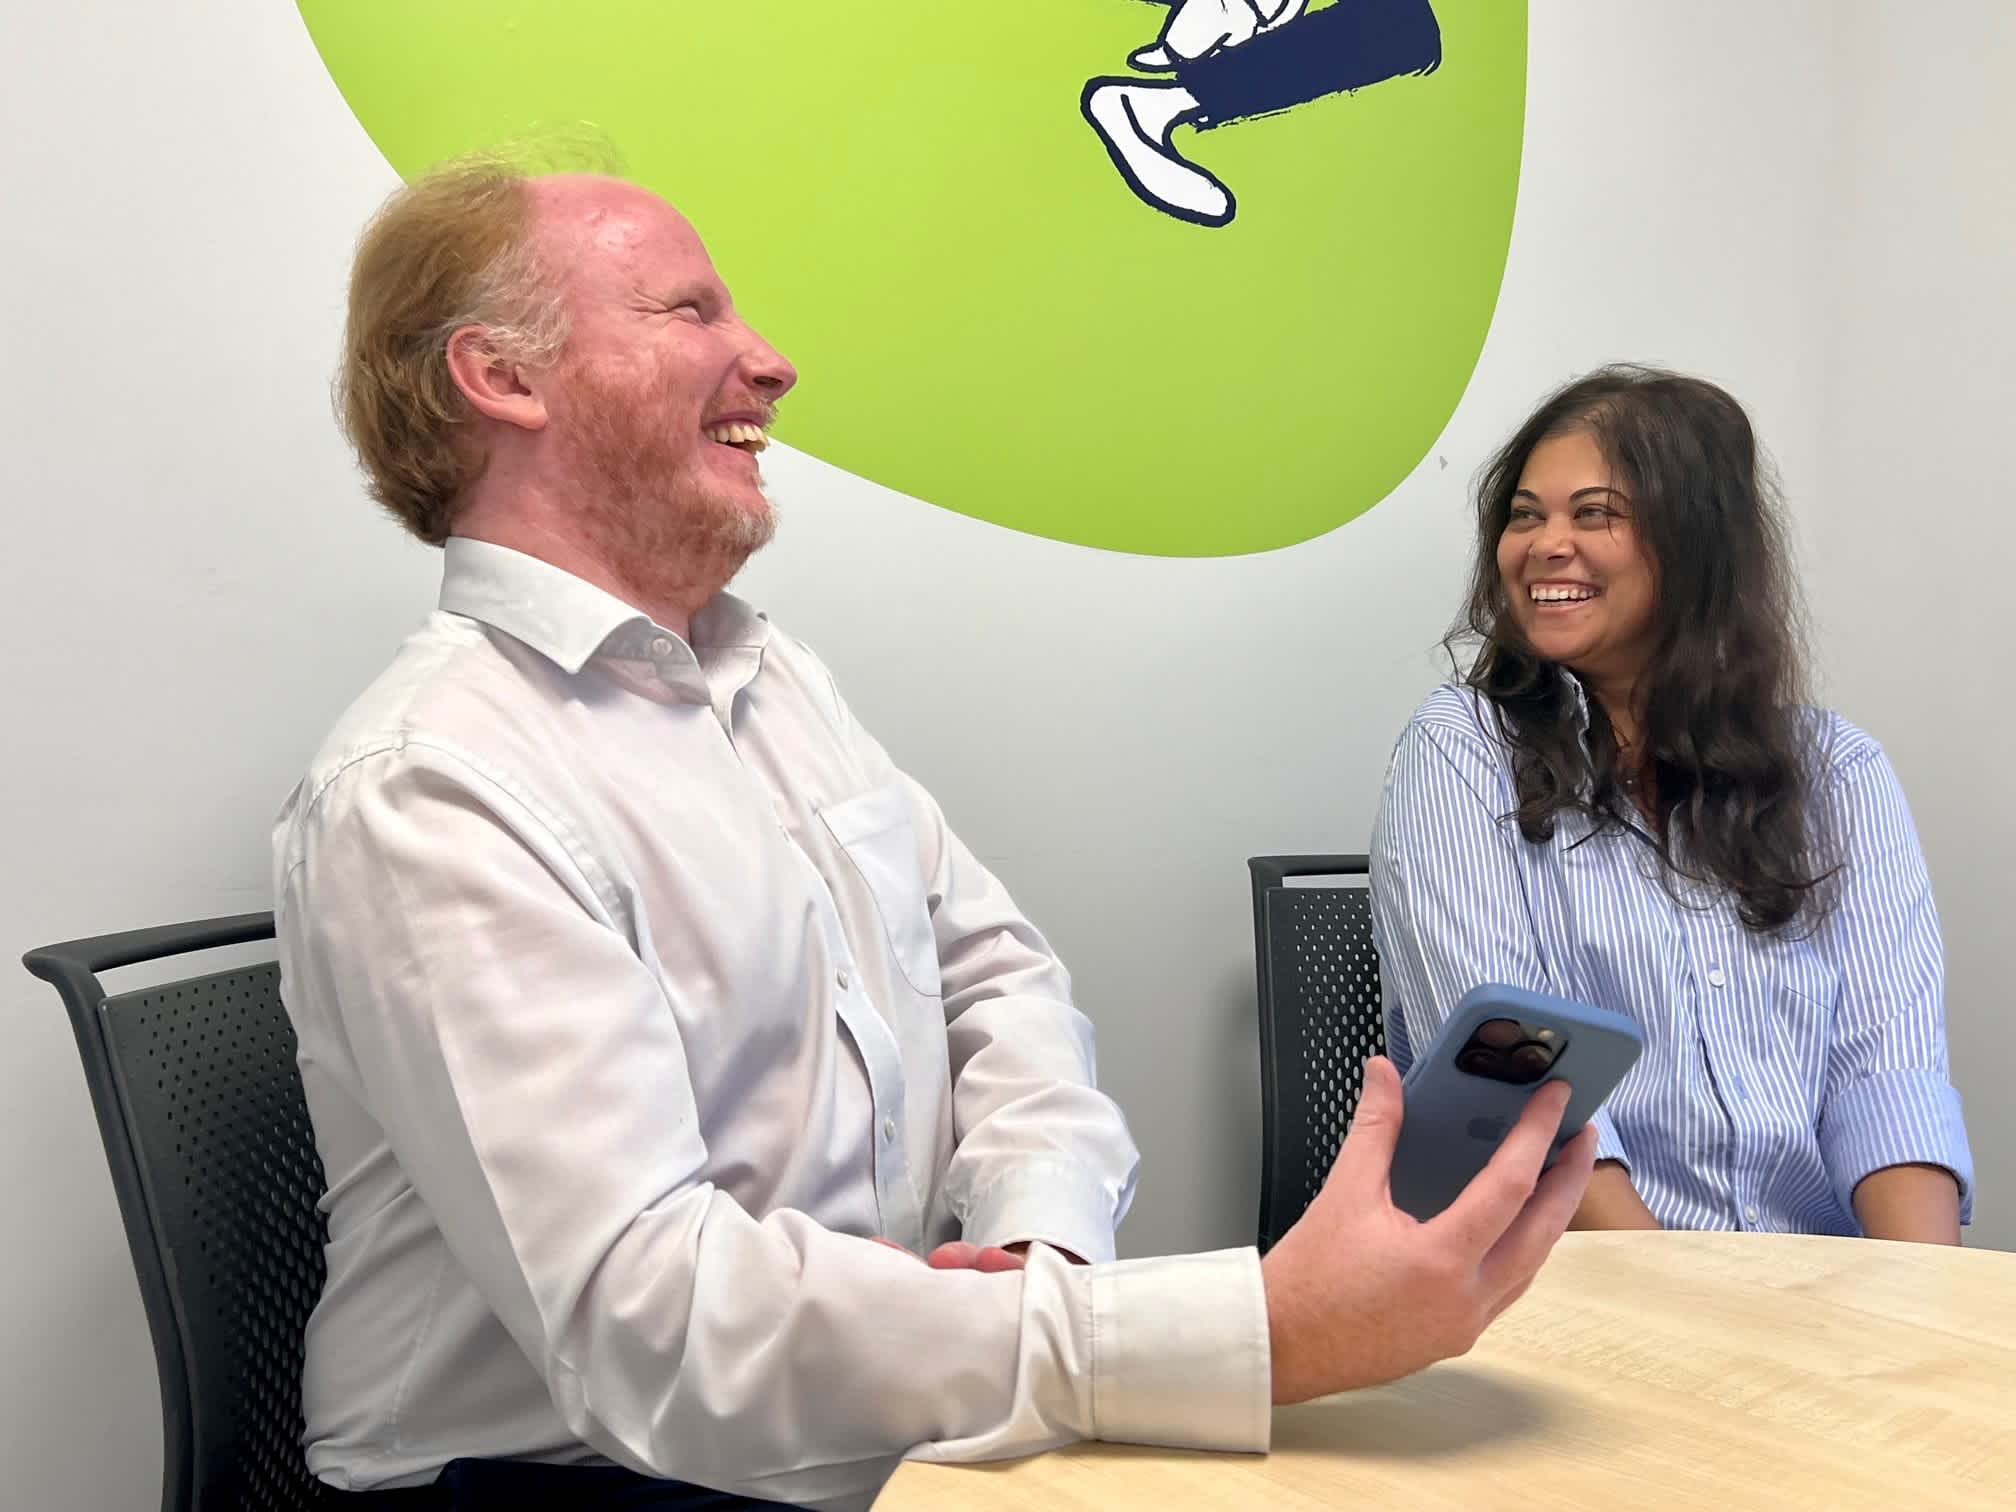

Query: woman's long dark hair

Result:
[1452,365,1837,933]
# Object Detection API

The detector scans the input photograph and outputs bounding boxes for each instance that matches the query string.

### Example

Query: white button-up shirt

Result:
[273,539,1269,1508]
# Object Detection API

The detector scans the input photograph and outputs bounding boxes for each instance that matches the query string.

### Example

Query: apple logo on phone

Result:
[1466,1114,1510,1143]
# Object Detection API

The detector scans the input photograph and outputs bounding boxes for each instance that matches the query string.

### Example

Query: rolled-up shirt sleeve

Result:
[281,743,1265,1511]
[913,784,1139,1265]
[832,689,1143,1266]
[1813,744,1974,1223]
[1370,713,1629,1167]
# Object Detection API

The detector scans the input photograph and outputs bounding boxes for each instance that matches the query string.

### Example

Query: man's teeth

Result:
[1530,585,1598,603]
[704,421,769,453]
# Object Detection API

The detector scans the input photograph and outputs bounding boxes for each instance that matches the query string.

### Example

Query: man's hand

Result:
[1003,1241,1088,1265]
[870,1237,1027,1272]
[1261,1056,1596,1404]
[1570,1160,1662,1231]
[871,1238,1091,1270]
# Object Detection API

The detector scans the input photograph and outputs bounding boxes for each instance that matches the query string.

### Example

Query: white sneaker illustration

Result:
[1080,78,1233,227]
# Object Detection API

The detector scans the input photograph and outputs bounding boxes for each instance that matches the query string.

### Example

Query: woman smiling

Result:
[1370,366,1972,1241]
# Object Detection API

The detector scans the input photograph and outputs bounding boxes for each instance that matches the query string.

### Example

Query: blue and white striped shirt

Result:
[1370,682,1973,1234]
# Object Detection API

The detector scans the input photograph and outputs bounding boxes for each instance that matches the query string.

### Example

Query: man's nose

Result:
[740,324,797,400]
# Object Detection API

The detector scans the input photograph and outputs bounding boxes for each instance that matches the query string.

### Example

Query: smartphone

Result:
[1388,984,1643,1222]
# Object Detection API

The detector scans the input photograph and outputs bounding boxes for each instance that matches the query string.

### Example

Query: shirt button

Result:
[883,1117,897,1141]
[1707,968,1727,988]
[836,969,850,991]
[1745,1204,1760,1224]
[649,636,674,658]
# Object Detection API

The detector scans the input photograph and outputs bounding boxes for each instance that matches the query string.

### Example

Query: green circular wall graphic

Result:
[299,1,1525,556]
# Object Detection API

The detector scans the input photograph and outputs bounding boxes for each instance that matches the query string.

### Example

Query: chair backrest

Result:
[24,914,335,1512]
[1247,855,1384,1252]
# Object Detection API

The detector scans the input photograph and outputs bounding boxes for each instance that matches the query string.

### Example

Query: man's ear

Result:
[445,326,549,432]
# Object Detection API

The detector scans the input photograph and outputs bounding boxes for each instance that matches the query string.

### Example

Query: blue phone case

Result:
[1389,984,1644,1222]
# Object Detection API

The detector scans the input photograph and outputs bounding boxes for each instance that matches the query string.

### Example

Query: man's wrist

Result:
[1003,1239,1088,1265]
[957,1162,1121,1264]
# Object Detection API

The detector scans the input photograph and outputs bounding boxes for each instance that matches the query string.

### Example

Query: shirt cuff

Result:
[1091,1247,1272,1453]
[1590,1108,1630,1169]
[961,1161,1124,1265]
[1820,1069,1974,1224]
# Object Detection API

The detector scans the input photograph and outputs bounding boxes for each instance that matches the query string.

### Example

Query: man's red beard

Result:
[557,357,776,594]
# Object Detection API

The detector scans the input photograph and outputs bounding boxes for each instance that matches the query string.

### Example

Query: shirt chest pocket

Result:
[818,782,943,998]
[1757,945,1840,1111]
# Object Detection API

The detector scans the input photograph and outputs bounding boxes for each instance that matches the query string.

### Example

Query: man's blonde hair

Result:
[337,139,616,543]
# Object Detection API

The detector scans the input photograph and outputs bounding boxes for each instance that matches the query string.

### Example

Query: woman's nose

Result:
[1532,517,1575,559]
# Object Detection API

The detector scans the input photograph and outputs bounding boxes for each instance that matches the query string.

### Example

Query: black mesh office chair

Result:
[24,913,337,1512]
[1248,855,1385,1252]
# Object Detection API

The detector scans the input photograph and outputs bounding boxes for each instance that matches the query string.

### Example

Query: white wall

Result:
[1,7,436,1508]
[1810,1,2016,1248]
[0,4,2005,1509]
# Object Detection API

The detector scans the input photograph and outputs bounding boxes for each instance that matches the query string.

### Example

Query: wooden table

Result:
[876,1232,2016,1510]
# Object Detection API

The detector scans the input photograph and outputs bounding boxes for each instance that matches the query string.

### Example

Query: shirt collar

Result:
[1559,666,1595,735]
[438,537,769,674]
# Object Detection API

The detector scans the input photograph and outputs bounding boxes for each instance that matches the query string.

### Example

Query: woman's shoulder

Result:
[1405,682,1504,741]
[1391,683,1519,772]
[1796,706,1891,787]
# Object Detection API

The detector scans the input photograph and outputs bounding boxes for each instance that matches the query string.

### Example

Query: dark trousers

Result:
[344,1458,814,1510]
[1175,0,1443,127]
